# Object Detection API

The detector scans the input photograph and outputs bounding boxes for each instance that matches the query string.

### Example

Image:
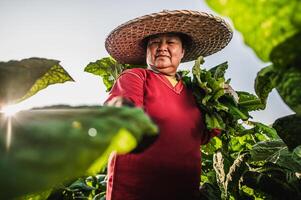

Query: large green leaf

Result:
[206,0,301,61]
[0,58,73,106]
[242,170,300,199]
[270,32,301,70]
[84,57,144,92]
[269,34,301,113]
[206,1,301,114]
[200,182,222,200]
[237,91,264,111]
[292,145,301,165]
[255,64,301,114]
[250,140,301,172]
[0,106,158,199]
[276,67,301,115]
[273,114,301,150]
[254,65,278,108]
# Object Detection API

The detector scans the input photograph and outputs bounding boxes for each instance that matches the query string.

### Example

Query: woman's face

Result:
[146,34,185,76]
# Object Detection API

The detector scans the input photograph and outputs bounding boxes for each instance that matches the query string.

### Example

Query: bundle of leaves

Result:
[183,56,266,134]
[45,174,107,200]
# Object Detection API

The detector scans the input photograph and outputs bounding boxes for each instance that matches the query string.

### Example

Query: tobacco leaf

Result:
[0,57,73,106]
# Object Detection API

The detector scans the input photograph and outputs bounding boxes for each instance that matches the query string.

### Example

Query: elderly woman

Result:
[104,10,232,200]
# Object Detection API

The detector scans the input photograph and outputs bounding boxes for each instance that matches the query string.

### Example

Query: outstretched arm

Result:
[104,69,145,107]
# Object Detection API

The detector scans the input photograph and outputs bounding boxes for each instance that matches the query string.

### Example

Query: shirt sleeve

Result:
[104,69,145,107]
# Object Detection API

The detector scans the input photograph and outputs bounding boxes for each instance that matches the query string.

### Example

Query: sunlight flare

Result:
[6,117,12,150]
[0,104,27,150]
[1,104,23,117]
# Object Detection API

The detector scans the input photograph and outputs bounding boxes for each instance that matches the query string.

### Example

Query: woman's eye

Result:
[149,40,160,44]
[167,40,177,44]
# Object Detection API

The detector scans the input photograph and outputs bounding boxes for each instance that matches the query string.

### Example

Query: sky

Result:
[0,0,294,124]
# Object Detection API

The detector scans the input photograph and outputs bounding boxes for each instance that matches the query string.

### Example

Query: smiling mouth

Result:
[155,55,170,59]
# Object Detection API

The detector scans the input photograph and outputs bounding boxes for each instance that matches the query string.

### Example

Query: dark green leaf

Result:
[242,170,300,199]
[270,32,301,70]
[276,67,301,115]
[292,145,301,167]
[254,65,278,107]
[205,112,225,130]
[237,91,264,111]
[0,58,73,106]
[209,61,228,79]
[273,114,301,150]
[250,140,301,172]
[251,122,278,139]
[68,179,95,192]
[223,101,249,121]
[200,182,222,200]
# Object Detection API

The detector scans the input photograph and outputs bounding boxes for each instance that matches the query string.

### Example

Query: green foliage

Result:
[190,58,285,199]
[270,32,301,70]
[0,106,158,199]
[254,65,278,108]
[250,140,301,172]
[292,145,301,165]
[203,2,301,197]
[276,67,301,115]
[242,169,299,200]
[273,114,301,151]
[255,63,301,116]
[236,91,264,111]
[213,151,250,199]
[249,144,301,198]
[190,57,263,131]
[206,0,301,116]
[200,182,222,200]
[0,57,73,106]
[205,0,301,61]
[46,174,107,200]
[84,57,145,91]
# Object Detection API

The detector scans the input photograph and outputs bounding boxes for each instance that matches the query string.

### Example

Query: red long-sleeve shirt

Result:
[105,68,219,200]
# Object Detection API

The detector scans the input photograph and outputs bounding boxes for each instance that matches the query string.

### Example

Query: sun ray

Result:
[6,116,12,151]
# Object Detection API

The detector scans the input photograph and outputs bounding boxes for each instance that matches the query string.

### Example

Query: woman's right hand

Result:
[105,96,135,107]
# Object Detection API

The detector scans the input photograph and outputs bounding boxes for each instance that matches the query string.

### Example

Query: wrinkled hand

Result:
[105,96,135,107]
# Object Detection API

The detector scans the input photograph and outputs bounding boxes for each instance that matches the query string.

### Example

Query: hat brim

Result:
[105,10,233,65]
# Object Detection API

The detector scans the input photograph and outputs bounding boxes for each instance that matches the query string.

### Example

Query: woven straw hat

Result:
[105,10,233,65]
